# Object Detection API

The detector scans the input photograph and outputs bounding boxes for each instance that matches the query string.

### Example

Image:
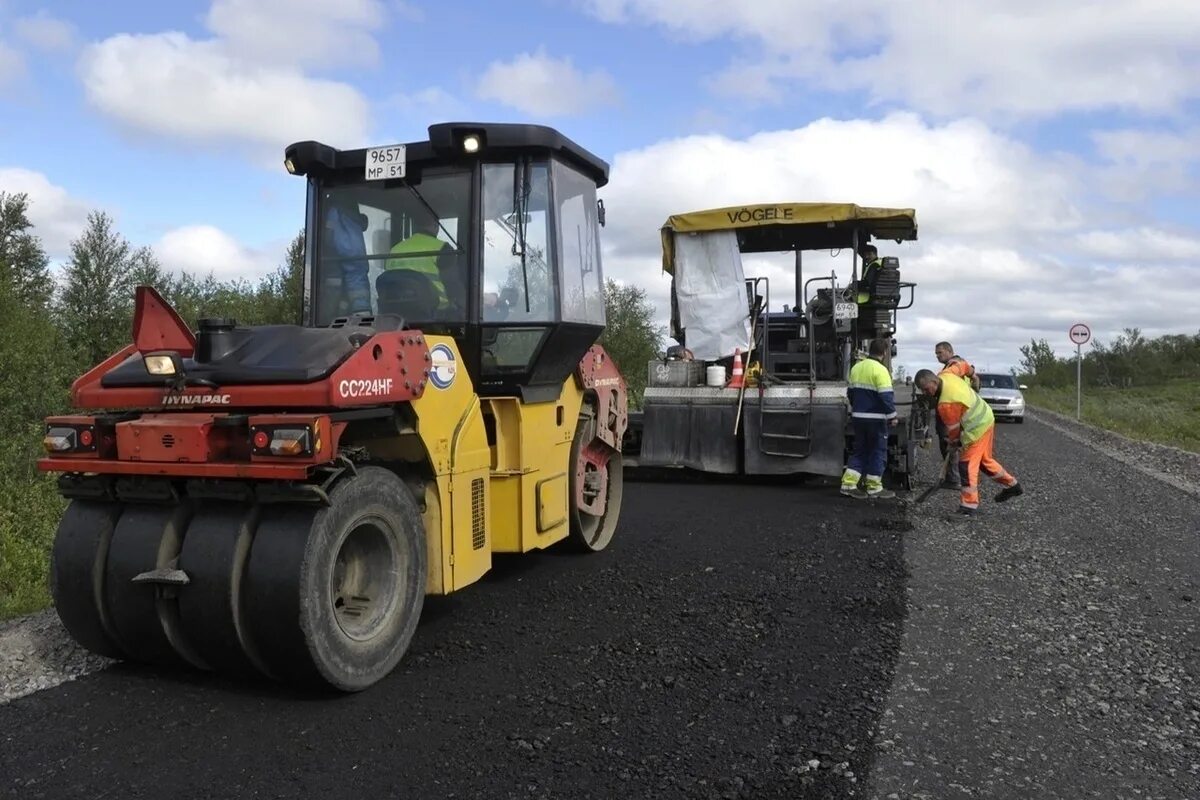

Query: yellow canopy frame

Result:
[659,202,917,274]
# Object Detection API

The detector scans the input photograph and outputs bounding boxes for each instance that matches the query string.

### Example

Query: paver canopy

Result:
[659,203,918,274]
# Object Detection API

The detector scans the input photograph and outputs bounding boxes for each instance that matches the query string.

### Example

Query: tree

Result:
[599,279,664,407]
[55,212,148,367]
[0,262,73,619]
[0,192,53,310]
[1018,338,1058,378]
[249,230,305,325]
[0,274,75,451]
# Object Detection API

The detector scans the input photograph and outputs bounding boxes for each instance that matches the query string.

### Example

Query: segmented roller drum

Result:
[49,466,426,692]
[568,402,624,553]
[50,501,127,660]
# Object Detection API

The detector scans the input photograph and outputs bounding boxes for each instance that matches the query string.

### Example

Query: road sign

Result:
[1068,323,1091,420]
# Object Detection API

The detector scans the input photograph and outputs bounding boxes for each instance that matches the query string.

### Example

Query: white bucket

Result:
[705,365,726,387]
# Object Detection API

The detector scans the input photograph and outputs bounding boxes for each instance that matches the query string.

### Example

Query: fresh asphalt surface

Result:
[2,417,1198,799]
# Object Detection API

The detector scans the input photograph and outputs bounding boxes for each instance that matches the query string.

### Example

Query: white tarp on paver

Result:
[673,230,751,361]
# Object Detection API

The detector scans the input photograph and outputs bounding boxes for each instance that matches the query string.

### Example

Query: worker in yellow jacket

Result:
[385,215,456,310]
[840,338,898,499]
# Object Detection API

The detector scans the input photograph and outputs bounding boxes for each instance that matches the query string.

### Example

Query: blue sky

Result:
[2,0,1199,373]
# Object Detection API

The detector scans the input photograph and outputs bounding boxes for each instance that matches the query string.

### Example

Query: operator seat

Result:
[376,270,440,321]
[861,257,902,335]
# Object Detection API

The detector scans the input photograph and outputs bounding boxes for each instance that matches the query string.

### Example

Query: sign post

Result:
[1068,323,1091,420]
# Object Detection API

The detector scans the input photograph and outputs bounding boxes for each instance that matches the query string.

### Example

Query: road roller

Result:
[36,122,628,691]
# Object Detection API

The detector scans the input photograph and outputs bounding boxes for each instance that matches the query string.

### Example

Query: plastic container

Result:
[706,365,726,387]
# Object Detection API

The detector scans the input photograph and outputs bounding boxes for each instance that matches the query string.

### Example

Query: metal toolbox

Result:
[647,359,704,387]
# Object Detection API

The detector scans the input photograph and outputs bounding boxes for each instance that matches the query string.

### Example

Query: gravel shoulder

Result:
[1028,406,1200,500]
[865,417,1200,800]
[0,610,112,705]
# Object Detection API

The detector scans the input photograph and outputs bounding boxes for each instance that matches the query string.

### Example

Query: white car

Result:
[976,373,1027,423]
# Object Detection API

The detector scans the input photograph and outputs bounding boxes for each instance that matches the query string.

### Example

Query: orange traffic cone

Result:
[726,348,745,389]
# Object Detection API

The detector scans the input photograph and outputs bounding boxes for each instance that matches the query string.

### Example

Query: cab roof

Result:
[659,202,918,274]
[285,121,610,187]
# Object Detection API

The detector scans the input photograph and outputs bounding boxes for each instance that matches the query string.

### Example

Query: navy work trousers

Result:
[848,417,889,477]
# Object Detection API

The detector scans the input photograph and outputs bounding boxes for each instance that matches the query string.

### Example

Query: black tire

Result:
[567,406,624,552]
[177,504,270,678]
[50,501,127,659]
[243,467,426,692]
[1015,416,1025,424]
[104,504,199,668]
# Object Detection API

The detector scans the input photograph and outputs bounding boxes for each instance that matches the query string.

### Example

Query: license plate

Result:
[834,302,858,319]
[364,144,406,180]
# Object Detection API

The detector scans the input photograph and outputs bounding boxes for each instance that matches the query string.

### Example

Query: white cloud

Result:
[596,115,1200,373]
[0,168,92,260]
[1092,128,1200,169]
[0,40,25,86]
[477,49,619,116]
[76,0,391,157]
[156,225,276,281]
[1076,228,1200,262]
[79,32,371,153]
[602,113,1080,262]
[205,0,386,68]
[583,0,1200,118]
[1089,128,1200,198]
[14,11,77,52]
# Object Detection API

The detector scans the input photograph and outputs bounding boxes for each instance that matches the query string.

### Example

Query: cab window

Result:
[480,162,555,324]
[314,169,470,326]
[479,161,556,376]
[554,161,605,324]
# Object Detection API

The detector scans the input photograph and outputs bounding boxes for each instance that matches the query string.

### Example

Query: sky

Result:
[2,0,1199,376]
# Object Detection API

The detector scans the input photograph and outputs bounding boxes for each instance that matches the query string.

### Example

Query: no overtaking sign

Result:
[1069,322,1090,420]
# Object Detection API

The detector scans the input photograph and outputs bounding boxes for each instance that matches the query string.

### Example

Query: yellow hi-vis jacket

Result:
[937,372,994,446]
[847,356,897,420]
[856,258,882,304]
[385,232,449,307]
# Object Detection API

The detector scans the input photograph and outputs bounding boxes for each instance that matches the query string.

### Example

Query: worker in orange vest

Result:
[933,340,981,487]
[914,368,1024,517]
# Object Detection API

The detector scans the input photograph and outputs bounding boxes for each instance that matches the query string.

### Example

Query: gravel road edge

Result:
[0,609,114,705]
[1027,407,1200,500]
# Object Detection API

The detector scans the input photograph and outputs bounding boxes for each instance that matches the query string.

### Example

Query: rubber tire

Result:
[50,501,127,659]
[177,504,270,678]
[242,466,426,692]
[1015,417,1025,424]
[104,504,195,667]
[567,409,624,553]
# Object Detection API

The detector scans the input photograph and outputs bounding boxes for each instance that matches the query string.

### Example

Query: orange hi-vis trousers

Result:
[957,425,1017,510]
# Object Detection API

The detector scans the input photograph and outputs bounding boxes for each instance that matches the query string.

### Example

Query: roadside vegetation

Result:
[1017,332,1200,454]
[0,191,662,620]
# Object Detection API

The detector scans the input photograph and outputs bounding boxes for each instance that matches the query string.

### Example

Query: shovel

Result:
[915,447,955,504]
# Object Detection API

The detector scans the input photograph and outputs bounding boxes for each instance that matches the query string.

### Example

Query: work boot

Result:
[863,476,896,500]
[840,468,862,497]
[995,483,1024,503]
[947,506,976,522]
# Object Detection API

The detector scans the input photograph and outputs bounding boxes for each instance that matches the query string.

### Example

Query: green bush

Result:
[0,430,65,618]
[1026,381,1200,453]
